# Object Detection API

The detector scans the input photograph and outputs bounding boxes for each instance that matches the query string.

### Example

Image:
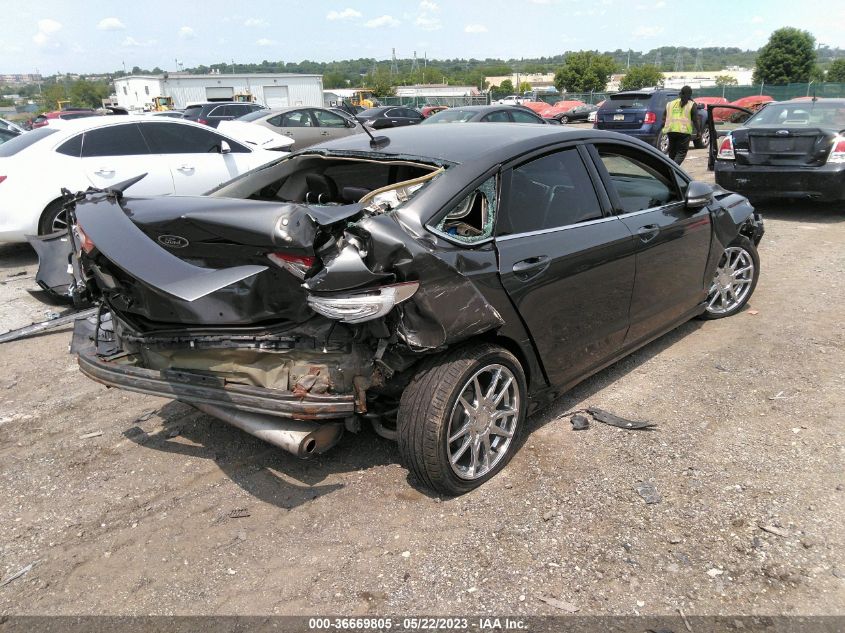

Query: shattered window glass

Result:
[434,177,497,243]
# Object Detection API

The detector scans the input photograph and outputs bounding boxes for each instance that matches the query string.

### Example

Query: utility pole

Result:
[674,48,684,72]
[654,50,662,69]
[693,50,703,72]
[390,48,399,76]
[627,50,631,70]
[411,50,419,81]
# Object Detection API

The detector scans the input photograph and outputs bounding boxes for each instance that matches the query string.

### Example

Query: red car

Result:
[31,109,98,129]
[421,105,449,118]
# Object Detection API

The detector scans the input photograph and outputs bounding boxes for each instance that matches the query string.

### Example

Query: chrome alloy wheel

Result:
[706,246,755,315]
[446,364,520,480]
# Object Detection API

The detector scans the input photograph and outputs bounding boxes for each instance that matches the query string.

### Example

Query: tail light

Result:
[0,176,6,185]
[826,135,845,164]
[644,111,657,124]
[717,135,735,160]
[267,252,315,279]
[197,118,209,125]
[306,282,419,324]
[73,224,95,254]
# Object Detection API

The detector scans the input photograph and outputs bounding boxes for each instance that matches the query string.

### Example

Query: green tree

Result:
[715,75,738,86]
[42,83,68,109]
[554,51,616,93]
[828,59,845,83]
[619,65,663,91]
[367,69,395,98]
[809,65,825,82]
[518,81,532,93]
[752,28,816,84]
[498,79,514,94]
[69,79,109,108]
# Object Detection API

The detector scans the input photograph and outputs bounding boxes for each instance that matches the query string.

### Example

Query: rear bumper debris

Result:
[77,346,357,421]
[715,162,845,201]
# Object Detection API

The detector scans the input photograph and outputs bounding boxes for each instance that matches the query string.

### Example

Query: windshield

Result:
[357,108,384,118]
[422,109,477,124]
[237,110,269,122]
[0,128,57,157]
[606,94,652,109]
[745,102,845,129]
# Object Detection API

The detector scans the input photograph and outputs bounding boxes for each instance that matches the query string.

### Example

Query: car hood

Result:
[218,120,295,151]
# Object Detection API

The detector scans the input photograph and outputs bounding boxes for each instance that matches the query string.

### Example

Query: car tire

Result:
[397,343,527,496]
[38,199,68,235]
[560,116,569,124]
[657,132,669,153]
[699,236,760,320]
[693,127,710,149]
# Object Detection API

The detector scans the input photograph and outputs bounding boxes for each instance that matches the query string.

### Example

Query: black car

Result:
[355,106,424,129]
[596,89,709,150]
[421,105,547,125]
[54,124,763,495]
[182,102,266,128]
[714,98,845,202]
[554,103,598,124]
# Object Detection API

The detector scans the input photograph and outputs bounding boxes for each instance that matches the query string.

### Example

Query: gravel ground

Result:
[0,147,843,617]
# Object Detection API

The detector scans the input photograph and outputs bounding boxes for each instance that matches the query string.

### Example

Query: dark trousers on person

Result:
[666,132,691,165]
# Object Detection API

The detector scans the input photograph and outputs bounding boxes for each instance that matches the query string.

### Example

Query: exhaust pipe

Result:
[194,404,343,458]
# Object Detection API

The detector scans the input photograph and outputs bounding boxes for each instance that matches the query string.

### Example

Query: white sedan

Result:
[0,116,289,243]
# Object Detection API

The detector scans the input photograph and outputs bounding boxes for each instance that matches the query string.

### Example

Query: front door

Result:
[588,142,712,346]
[495,145,636,387]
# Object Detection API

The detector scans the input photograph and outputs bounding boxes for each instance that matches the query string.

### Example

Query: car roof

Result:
[35,115,216,135]
[434,105,525,112]
[305,122,633,166]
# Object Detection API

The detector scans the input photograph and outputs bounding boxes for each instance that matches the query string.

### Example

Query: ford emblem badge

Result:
[158,234,189,248]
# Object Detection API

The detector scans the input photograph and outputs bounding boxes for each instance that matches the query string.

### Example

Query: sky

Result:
[2,0,843,75]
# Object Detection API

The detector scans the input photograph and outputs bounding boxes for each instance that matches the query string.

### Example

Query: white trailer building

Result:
[113,73,324,111]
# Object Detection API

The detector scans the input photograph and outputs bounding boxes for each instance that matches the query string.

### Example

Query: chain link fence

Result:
[380,95,491,108]
[695,82,845,101]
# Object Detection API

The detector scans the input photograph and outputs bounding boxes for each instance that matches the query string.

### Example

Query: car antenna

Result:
[341,99,389,149]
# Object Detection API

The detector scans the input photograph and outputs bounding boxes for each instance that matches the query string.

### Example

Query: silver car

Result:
[236,107,361,151]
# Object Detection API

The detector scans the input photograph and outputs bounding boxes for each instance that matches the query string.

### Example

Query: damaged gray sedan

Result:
[56,124,763,495]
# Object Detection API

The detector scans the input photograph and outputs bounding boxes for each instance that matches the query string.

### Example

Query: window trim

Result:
[80,123,152,158]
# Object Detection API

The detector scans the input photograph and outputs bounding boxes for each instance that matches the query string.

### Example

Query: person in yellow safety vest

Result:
[662,85,702,165]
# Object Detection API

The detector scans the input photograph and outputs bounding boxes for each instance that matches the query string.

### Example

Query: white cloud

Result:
[529,0,553,4]
[0,42,23,53]
[33,18,62,48]
[178,26,196,40]
[365,15,400,28]
[256,38,277,46]
[416,15,441,30]
[464,24,488,33]
[633,25,663,37]
[327,8,362,21]
[751,15,764,24]
[38,18,62,34]
[97,17,126,31]
[121,36,157,48]
[244,18,268,27]
[419,0,439,10]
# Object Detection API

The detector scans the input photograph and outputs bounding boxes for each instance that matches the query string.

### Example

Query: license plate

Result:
[768,138,794,152]
[613,114,625,121]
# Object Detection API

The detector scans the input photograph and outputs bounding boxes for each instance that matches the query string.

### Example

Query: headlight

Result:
[306,282,419,323]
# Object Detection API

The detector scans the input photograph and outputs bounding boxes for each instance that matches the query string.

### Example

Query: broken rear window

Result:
[430,176,498,244]
[210,154,443,214]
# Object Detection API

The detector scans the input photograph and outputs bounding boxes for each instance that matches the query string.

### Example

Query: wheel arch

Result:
[37,196,67,235]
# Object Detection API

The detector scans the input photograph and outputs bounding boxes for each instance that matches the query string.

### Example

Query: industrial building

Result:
[112,73,324,111]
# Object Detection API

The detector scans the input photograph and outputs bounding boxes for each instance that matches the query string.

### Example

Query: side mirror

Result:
[686,180,713,209]
[346,119,357,128]
[220,140,231,154]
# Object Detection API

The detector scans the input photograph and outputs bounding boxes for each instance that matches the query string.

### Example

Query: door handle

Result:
[94,168,114,176]
[637,224,660,243]
[512,256,550,280]
[177,165,194,172]
[320,131,330,136]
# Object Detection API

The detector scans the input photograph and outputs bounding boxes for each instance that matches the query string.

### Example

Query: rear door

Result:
[495,145,636,387]
[139,121,254,194]
[267,109,323,150]
[80,123,174,195]
[587,142,712,345]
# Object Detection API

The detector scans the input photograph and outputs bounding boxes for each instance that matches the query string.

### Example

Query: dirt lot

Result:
[0,147,843,618]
